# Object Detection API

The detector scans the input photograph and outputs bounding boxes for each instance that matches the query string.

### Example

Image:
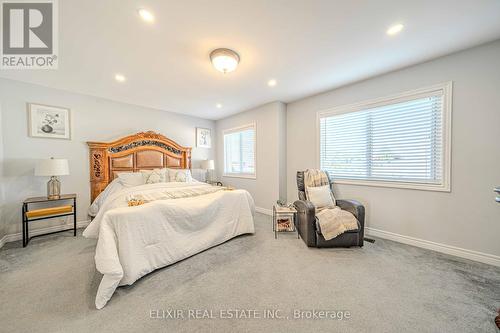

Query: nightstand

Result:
[22,194,77,247]
[273,205,298,239]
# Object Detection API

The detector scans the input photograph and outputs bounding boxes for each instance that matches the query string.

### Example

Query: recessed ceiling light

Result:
[114,74,126,82]
[138,8,154,23]
[216,103,222,109]
[386,23,404,36]
[210,48,240,74]
[267,79,277,87]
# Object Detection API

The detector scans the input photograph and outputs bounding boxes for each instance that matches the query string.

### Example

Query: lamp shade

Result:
[200,159,215,170]
[35,158,69,176]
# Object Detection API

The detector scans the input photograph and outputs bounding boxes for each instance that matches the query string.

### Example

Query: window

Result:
[318,83,451,191]
[223,123,256,178]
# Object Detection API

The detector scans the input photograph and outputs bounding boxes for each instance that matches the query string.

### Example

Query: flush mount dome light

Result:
[114,73,126,82]
[138,8,154,22]
[387,23,404,36]
[210,48,240,73]
[267,79,277,87]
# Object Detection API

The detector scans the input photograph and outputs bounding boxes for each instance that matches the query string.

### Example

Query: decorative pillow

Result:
[165,168,176,182]
[306,185,335,209]
[167,168,193,182]
[140,168,168,184]
[117,172,144,187]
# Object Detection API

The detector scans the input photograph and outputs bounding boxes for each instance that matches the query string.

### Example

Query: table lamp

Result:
[35,158,69,199]
[200,159,215,182]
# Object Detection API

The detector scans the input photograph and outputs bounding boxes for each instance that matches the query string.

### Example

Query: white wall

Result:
[215,101,286,211]
[278,107,287,201]
[0,78,215,236]
[0,108,5,240]
[287,40,500,257]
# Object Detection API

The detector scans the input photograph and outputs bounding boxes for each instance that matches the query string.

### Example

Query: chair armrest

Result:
[293,200,317,247]
[336,199,363,220]
[336,199,365,246]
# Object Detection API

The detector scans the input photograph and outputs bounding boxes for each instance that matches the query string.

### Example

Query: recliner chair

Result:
[294,171,365,248]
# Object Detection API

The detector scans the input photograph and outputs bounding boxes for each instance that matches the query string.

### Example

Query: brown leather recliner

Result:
[294,171,365,248]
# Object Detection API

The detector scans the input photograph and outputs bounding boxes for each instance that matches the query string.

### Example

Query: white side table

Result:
[272,205,298,239]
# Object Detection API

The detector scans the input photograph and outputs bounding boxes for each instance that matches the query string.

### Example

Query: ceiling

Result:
[1,0,500,120]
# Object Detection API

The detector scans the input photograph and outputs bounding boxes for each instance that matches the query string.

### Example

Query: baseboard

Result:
[366,227,500,267]
[0,220,90,249]
[255,207,272,216]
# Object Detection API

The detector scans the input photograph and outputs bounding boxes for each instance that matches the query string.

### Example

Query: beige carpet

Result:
[1,213,499,332]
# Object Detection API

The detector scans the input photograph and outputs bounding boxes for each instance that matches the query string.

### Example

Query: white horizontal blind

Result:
[224,124,256,176]
[320,92,444,185]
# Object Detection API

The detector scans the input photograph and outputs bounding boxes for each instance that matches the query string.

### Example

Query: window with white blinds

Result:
[223,123,256,178]
[319,83,451,191]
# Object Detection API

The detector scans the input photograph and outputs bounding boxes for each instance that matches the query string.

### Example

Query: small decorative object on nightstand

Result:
[22,194,77,247]
[206,180,223,186]
[273,204,298,239]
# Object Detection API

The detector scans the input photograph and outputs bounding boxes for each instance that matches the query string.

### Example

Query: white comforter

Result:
[83,182,255,309]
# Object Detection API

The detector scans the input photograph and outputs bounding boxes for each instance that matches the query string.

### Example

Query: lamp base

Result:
[207,169,214,183]
[47,176,61,199]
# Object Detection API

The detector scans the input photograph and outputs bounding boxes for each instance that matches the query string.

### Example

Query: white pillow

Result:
[167,168,193,182]
[306,185,335,209]
[117,172,144,187]
[140,168,168,184]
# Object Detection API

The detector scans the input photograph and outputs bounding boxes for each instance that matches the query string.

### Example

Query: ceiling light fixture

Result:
[210,48,240,74]
[138,8,154,23]
[115,74,126,82]
[267,79,277,87]
[216,103,222,109]
[386,23,404,36]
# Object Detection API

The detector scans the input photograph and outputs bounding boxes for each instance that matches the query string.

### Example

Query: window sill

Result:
[223,174,257,180]
[333,178,450,192]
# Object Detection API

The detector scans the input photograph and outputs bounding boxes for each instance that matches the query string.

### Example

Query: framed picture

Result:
[196,127,211,148]
[28,103,71,140]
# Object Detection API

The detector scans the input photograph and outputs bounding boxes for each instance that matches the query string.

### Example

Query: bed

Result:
[84,132,255,309]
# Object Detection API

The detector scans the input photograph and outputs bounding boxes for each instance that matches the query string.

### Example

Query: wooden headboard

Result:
[87,131,191,202]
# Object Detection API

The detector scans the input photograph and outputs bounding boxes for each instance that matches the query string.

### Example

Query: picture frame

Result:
[196,127,211,148]
[28,103,71,140]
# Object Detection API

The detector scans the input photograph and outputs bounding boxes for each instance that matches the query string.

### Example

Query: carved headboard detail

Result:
[87,131,191,202]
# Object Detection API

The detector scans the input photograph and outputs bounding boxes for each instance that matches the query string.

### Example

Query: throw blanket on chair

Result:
[304,169,358,240]
[304,168,330,187]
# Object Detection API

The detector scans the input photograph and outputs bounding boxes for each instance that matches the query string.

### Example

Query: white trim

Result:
[316,82,453,192]
[332,179,450,192]
[366,227,500,267]
[222,122,257,179]
[222,123,256,135]
[255,207,272,216]
[0,220,90,249]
